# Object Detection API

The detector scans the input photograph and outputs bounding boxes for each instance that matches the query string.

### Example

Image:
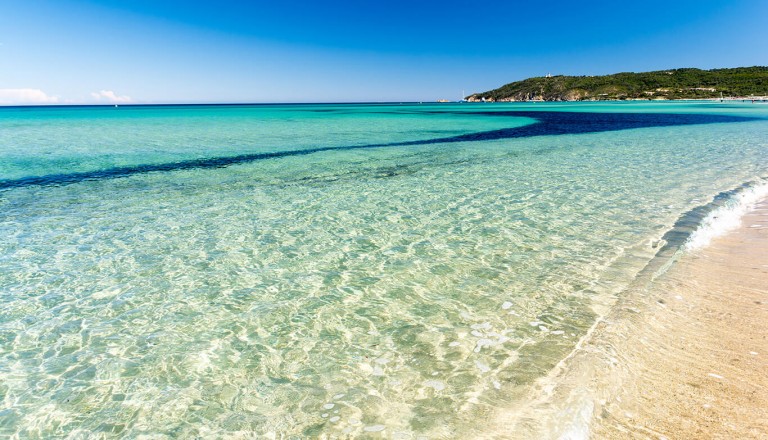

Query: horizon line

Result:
[0,101,456,109]
[1,99,755,109]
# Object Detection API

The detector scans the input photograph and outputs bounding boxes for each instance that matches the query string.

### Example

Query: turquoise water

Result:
[1,102,767,438]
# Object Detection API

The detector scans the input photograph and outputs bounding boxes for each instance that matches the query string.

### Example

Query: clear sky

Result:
[1,0,767,104]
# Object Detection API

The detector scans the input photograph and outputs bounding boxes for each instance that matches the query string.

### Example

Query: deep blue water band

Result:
[0,111,756,190]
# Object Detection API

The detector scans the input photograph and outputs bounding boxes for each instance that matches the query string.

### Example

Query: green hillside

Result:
[468,67,768,101]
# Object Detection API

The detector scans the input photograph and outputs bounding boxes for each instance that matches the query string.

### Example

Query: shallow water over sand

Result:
[1,102,767,437]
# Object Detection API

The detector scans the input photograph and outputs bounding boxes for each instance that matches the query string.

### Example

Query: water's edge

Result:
[487,178,768,439]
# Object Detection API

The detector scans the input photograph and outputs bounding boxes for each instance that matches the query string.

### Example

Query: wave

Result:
[685,179,768,251]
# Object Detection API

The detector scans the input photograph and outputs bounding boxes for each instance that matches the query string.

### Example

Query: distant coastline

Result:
[465,96,768,103]
[3,98,767,109]
[456,95,768,103]
[468,66,768,102]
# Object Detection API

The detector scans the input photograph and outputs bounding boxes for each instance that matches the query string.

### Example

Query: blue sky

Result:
[1,0,766,104]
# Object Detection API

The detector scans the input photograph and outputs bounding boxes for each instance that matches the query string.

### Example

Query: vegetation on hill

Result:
[467,67,768,101]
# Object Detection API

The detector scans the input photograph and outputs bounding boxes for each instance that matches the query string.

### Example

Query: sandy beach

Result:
[495,196,768,439]
[590,197,768,438]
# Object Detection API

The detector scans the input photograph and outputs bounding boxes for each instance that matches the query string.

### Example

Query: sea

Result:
[1,101,767,438]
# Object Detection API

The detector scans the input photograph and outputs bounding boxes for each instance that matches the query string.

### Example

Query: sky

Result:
[1,0,767,104]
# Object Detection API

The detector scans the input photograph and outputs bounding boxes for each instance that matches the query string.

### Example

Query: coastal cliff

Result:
[467,66,768,102]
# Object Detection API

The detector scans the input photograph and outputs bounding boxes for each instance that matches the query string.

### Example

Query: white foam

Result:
[685,181,768,251]
[556,398,594,440]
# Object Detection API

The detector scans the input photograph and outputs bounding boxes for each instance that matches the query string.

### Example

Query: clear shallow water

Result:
[1,102,767,438]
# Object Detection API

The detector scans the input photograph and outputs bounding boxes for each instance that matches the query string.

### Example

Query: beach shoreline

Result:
[589,196,768,439]
[582,198,767,439]
[491,195,768,439]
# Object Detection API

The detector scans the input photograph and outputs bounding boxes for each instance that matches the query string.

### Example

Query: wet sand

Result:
[487,197,768,439]
[591,198,768,439]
